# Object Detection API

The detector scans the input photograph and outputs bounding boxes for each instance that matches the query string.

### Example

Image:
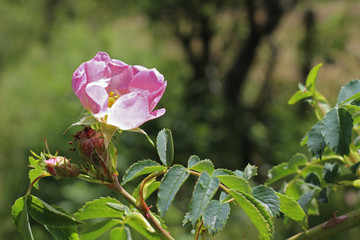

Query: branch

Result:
[288,209,360,240]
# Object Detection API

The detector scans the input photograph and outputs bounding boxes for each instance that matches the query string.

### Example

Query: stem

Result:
[194,221,204,240]
[26,173,50,195]
[189,170,230,193]
[287,208,360,240]
[107,175,174,240]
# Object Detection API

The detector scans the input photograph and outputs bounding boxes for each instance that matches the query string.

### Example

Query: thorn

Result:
[145,213,150,218]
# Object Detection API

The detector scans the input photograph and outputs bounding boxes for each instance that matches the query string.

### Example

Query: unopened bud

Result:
[45,157,80,178]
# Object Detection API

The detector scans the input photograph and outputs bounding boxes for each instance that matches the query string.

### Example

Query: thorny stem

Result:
[107,174,174,240]
[26,173,50,195]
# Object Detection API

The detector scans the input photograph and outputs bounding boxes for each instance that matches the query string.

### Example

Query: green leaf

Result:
[80,219,122,240]
[252,185,280,217]
[12,196,34,240]
[121,160,166,185]
[317,188,328,204]
[45,225,79,240]
[28,168,46,189]
[322,107,353,155]
[243,164,258,180]
[323,163,340,183]
[217,175,251,194]
[288,90,313,105]
[132,181,161,201]
[305,63,322,94]
[350,162,360,174]
[75,197,125,220]
[229,190,274,240]
[157,165,190,217]
[203,200,230,235]
[124,212,160,240]
[184,171,220,226]
[298,190,315,213]
[276,193,307,230]
[337,79,360,105]
[108,141,118,175]
[64,114,98,134]
[110,227,132,240]
[305,173,321,187]
[189,159,215,175]
[27,195,81,227]
[156,129,174,166]
[307,121,326,159]
[188,155,200,168]
[212,169,234,177]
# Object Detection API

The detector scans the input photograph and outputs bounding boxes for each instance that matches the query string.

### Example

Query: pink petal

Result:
[107,61,134,94]
[129,68,166,111]
[107,92,154,130]
[85,83,109,116]
[149,108,166,120]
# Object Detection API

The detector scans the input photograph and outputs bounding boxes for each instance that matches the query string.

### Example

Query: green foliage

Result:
[121,160,167,185]
[307,121,326,159]
[157,165,190,217]
[217,175,252,194]
[252,185,280,217]
[337,79,360,105]
[183,171,220,226]
[276,193,307,229]
[203,200,230,235]
[156,129,174,167]
[12,196,34,240]
[45,225,79,240]
[109,227,132,240]
[74,197,125,220]
[323,163,340,183]
[189,159,215,175]
[80,219,122,240]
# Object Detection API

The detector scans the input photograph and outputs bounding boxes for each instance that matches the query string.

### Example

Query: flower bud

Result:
[45,157,80,178]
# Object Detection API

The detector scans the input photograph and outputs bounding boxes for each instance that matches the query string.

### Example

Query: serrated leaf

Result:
[75,197,125,220]
[322,107,353,155]
[188,155,200,168]
[80,219,122,240]
[307,121,326,159]
[212,169,234,177]
[28,168,46,189]
[288,90,313,105]
[45,225,79,240]
[229,190,274,240]
[12,196,34,240]
[110,227,132,240]
[189,159,214,174]
[27,195,81,227]
[156,129,174,166]
[132,181,161,201]
[217,175,251,194]
[305,63,322,94]
[305,172,321,187]
[276,193,307,230]
[219,192,228,202]
[298,190,315,213]
[184,172,220,226]
[124,212,160,240]
[157,165,190,217]
[243,164,258,180]
[203,200,230,235]
[323,163,340,183]
[288,153,308,168]
[337,79,360,106]
[121,160,166,185]
[252,185,280,217]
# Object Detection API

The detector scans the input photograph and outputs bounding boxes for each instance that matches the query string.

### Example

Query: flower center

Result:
[108,91,120,108]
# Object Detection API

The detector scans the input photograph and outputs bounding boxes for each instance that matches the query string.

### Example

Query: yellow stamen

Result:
[108,91,120,108]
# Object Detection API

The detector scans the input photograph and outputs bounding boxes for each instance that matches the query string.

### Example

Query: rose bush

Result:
[72,52,167,130]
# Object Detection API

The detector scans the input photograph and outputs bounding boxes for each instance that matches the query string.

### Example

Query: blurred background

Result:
[1,0,360,239]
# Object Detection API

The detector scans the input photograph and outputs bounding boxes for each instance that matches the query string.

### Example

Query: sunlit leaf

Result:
[157,165,190,217]
[203,200,230,235]
[12,196,34,240]
[121,160,166,185]
[189,159,214,175]
[288,90,313,105]
[252,185,280,217]
[110,227,132,240]
[217,175,251,194]
[276,193,307,230]
[305,63,322,94]
[75,197,125,220]
[28,168,46,189]
[80,219,122,240]
[156,129,174,167]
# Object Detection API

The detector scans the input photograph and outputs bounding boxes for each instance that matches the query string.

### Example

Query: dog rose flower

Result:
[45,157,80,178]
[72,52,166,130]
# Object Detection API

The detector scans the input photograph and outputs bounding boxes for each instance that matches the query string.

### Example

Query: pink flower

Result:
[45,157,80,178]
[72,52,167,130]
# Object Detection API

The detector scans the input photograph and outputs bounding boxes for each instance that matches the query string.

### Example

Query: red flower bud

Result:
[45,157,80,178]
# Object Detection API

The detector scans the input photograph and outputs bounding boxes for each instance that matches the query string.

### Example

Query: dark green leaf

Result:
[110,227,132,240]
[288,90,313,105]
[45,225,79,240]
[243,164,258,180]
[80,219,122,240]
[252,185,280,217]
[307,121,326,159]
[27,195,81,227]
[189,159,214,175]
[187,155,200,168]
[322,107,353,155]
[305,173,321,187]
[350,162,360,174]
[298,190,315,213]
[276,193,307,230]
[317,188,328,204]
[217,175,251,194]
[305,63,322,94]
[323,163,340,183]
[229,190,274,240]
[337,79,360,105]
[157,165,190,217]
[121,160,166,185]
[203,200,230,235]
[75,197,125,220]
[156,129,174,166]
[184,172,220,226]
[12,196,34,240]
